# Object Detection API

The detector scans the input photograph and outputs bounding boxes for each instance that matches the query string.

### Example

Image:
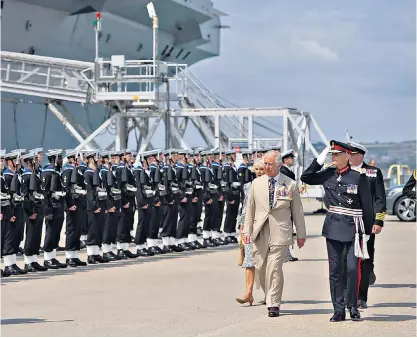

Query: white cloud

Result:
[297,39,339,62]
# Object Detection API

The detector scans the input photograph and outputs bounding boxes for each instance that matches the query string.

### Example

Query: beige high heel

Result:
[236,295,254,306]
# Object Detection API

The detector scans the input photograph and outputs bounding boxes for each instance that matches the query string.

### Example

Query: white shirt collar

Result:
[351,162,363,170]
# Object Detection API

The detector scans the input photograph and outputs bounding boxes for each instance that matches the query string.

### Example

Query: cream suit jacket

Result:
[243,173,306,245]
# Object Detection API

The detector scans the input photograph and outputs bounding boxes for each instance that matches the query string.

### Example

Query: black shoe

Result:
[288,256,299,262]
[17,247,24,256]
[44,259,61,269]
[330,311,346,322]
[369,271,376,285]
[66,258,79,267]
[169,245,184,252]
[214,238,226,246]
[162,245,174,253]
[103,252,119,261]
[74,258,87,266]
[24,264,37,273]
[32,262,48,271]
[178,243,192,251]
[203,239,216,247]
[1,269,10,277]
[192,240,205,249]
[87,255,97,264]
[153,246,164,254]
[357,300,368,309]
[135,248,148,257]
[94,254,110,263]
[80,241,87,250]
[55,258,68,268]
[117,249,128,259]
[224,236,233,244]
[123,250,138,259]
[187,241,200,250]
[268,307,280,317]
[184,242,196,250]
[349,306,361,321]
[4,264,27,275]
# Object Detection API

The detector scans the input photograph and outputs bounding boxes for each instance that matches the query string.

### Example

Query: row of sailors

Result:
[0,146,278,276]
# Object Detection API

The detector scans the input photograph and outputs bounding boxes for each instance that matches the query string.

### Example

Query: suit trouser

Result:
[326,238,358,312]
[1,205,12,256]
[24,205,44,257]
[135,207,151,245]
[3,205,23,256]
[102,201,121,245]
[86,201,106,247]
[223,194,240,234]
[257,244,289,308]
[65,198,84,251]
[189,190,203,235]
[14,205,25,246]
[203,195,219,232]
[176,197,192,239]
[43,205,65,253]
[117,197,135,244]
[149,205,162,239]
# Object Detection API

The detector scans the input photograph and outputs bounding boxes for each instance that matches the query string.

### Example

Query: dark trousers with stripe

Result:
[326,238,358,312]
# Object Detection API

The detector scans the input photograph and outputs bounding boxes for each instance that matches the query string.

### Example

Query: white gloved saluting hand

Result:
[317,146,331,165]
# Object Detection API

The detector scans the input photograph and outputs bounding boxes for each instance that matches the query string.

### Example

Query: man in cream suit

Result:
[243,150,306,317]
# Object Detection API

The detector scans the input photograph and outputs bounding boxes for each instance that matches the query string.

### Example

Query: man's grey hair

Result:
[265,150,281,164]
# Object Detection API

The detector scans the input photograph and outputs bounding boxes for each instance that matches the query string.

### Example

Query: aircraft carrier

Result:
[1,0,226,150]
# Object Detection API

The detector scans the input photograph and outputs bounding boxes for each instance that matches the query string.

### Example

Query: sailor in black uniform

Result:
[403,169,416,200]
[62,150,87,267]
[223,150,240,244]
[279,149,299,263]
[301,140,373,322]
[146,150,165,255]
[84,151,110,264]
[1,150,11,277]
[349,141,386,308]
[187,149,205,249]
[99,151,122,262]
[21,151,48,272]
[237,150,253,227]
[116,150,138,259]
[41,149,67,269]
[77,153,89,248]
[2,150,27,275]
[210,150,226,245]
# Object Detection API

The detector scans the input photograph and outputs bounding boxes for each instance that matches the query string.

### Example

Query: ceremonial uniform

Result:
[301,141,373,321]
[223,151,240,244]
[84,151,110,264]
[349,142,386,308]
[403,170,416,200]
[41,150,67,269]
[116,150,137,259]
[21,152,48,272]
[210,155,226,245]
[62,150,87,267]
[78,160,89,246]
[2,151,27,275]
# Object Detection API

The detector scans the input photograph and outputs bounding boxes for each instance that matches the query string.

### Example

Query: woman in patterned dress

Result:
[236,158,265,306]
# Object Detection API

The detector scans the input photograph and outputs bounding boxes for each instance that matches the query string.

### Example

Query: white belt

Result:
[75,189,87,195]
[195,185,203,190]
[231,182,241,188]
[13,194,24,202]
[53,191,66,197]
[33,192,44,200]
[328,206,369,259]
[0,193,10,200]
[185,188,193,195]
[208,184,218,190]
[111,188,121,195]
[126,184,137,192]
[98,191,107,197]
[158,184,166,191]
[145,189,155,197]
[172,187,179,194]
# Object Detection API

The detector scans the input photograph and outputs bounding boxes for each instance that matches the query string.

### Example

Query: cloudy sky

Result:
[192,0,416,143]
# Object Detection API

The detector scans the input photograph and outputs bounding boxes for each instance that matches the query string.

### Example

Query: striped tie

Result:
[269,177,276,209]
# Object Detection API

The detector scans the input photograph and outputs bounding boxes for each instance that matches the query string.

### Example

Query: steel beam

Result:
[139,117,161,152]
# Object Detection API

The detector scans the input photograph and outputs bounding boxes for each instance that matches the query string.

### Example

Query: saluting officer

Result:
[20,151,48,272]
[41,149,67,269]
[349,141,386,308]
[301,140,373,322]
[62,150,87,267]
[403,169,416,200]
[2,150,27,275]
[223,150,240,244]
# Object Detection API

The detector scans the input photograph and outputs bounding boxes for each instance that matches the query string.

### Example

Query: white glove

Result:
[317,146,331,165]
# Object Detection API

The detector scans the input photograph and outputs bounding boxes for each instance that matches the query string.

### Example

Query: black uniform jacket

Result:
[280,165,296,180]
[359,162,386,226]
[301,159,374,242]
[403,169,416,200]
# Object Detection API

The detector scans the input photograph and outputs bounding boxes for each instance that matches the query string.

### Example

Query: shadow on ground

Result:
[1,318,74,325]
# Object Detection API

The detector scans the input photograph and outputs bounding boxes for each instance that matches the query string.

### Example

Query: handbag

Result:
[237,234,245,266]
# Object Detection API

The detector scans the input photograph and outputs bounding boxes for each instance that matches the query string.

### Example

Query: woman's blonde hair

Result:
[251,158,264,172]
